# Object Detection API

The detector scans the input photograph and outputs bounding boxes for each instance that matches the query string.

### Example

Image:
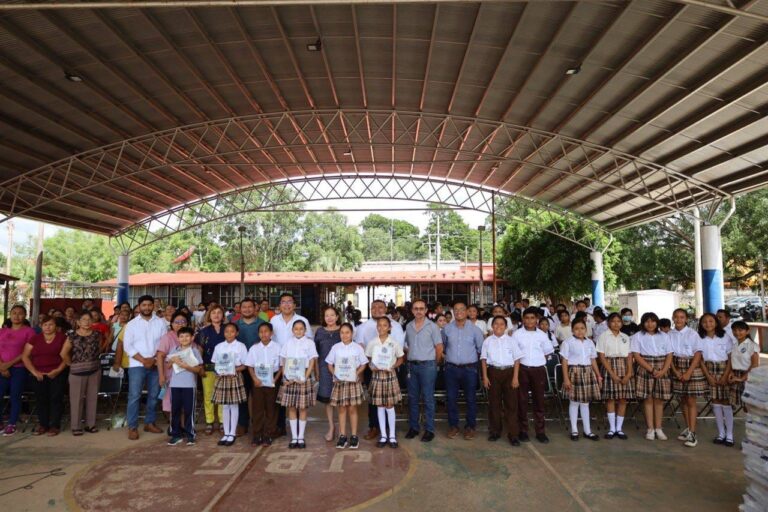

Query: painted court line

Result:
[526,443,593,512]
[202,446,263,512]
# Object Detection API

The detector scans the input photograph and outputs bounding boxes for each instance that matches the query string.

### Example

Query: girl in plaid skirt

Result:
[699,313,735,446]
[669,308,707,448]
[325,323,368,449]
[561,319,603,441]
[365,317,405,449]
[630,312,674,442]
[596,313,634,440]
[728,321,759,415]
[211,323,248,447]
[278,320,318,450]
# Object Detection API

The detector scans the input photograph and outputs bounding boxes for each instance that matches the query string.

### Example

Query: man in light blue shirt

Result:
[442,302,484,439]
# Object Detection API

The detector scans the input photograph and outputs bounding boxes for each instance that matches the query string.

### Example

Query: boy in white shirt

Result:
[245,323,282,447]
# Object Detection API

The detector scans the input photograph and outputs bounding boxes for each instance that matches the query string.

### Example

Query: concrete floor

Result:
[0,402,746,512]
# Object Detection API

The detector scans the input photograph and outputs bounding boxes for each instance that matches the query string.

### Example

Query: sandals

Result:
[72,429,84,436]
[84,426,99,434]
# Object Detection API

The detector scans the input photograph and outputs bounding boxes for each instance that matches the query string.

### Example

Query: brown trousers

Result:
[250,385,278,438]
[517,365,547,435]
[488,367,519,438]
[69,371,101,431]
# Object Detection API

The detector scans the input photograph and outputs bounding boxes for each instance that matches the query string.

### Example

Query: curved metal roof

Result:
[0,0,766,235]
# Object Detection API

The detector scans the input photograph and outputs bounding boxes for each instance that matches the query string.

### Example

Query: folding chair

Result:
[20,372,39,433]
[550,360,566,428]
[97,354,124,430]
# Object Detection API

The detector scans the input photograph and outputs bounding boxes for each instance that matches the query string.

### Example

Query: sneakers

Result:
[684,432,698,447]
[677,428,690,441]
[336,435,349,449]
[348,435,359,450]
[186,438,196,446]
[655,429,668,441]
[2,424,17,437]
[167,436,183,446]
[645,429,655,441]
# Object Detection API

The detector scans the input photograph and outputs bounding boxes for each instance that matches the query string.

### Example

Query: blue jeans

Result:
[127,366,159,429]
[0,367,27,425]
[445,363,478,429]
[408,361,437,433]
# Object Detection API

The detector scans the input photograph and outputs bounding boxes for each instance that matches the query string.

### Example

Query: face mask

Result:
[622,316,632,323]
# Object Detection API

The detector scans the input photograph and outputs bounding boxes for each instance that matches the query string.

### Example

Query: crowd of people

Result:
[0,294,759,453]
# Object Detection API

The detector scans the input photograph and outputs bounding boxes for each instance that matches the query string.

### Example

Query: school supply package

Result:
[741,364,768,511]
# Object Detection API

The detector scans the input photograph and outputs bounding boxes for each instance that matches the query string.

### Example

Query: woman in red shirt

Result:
[21,315,68,436]
[0,305,36,436]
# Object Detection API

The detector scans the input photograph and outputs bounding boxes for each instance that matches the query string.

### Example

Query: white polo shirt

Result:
[559,337,597,366]
[123,314,169,368]
[731,339,759,371]
[512,328,554,367]
[701,334,734,363]
[669,326,702,358]
[211,340,248,376]
[480,334,522,367]
[596,330,631,358]
[630,331,673,357]
[325,341,369,368]
[245,341,282,386]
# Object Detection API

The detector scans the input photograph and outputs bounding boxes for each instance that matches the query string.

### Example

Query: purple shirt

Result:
[0,326,36,367]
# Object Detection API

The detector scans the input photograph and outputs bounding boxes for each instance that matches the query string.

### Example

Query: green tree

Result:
[423,204,479,261]
[721,189,768,285]
[289,210,364,271]
[359,214,424,261]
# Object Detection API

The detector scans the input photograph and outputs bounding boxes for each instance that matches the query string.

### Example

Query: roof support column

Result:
[701,224,724,314]
[31,223,44,327]
[693,207,704,318]
[117,252,130,306]
[590,250,605,309]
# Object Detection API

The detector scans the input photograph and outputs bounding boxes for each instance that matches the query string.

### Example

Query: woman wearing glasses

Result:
[157,311,190,420]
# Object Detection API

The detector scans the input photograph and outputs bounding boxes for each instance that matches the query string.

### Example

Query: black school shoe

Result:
[421,431,435,443]
[289,440,298,449]
[488,432,501,442]
[570,432,579,441]
[713,436,725,445]
[297,440,306,449]
[519,432,530,442]
[616,431,628,440]
[252,436,263,446]
[536,433,550,444]
[583,433,599,441]
[376,439,388,448]
[724,438,735,447]
[405,428,420,439]
[508,436,521,447]
[389,439,399,449]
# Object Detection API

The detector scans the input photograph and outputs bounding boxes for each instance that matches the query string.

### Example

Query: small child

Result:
[245,322,282,447]
[277,320,318,449]
[596,313,634,440]
[659,318,672,334]
[211,323,248,447]
[555,310,572,344]
[481,315,523,446]
[166,327,204,446]
[326,323,368,449]
[561,319,603,441]
[592,309,608,341]
[631,312,673,441]
[669,308,707,448]
[365,317,405,448]
[699,312,734,446]
[728,321,759,421]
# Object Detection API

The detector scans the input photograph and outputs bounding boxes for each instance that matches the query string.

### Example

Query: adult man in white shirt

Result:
[270,293,313,346]
[123,294,170,440]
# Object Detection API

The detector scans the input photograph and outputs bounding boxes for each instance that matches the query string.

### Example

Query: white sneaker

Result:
[684,432,698,447]
[677,428,690,441]
[645,429,655,441]
[655,429,668,441]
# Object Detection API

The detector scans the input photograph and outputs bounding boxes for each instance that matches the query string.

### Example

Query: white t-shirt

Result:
[480,334,522,367]
[512,328,554,367]
[211,340,248,376]
[560,337,597,366]
[731,338,759,371]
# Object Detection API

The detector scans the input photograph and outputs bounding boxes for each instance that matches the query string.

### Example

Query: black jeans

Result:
[34,371,67,429]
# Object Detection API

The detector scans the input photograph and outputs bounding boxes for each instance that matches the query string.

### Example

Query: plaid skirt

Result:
[277,379,316,409]
[602,357,635,400]
[729,369,747,407]
[212,374,247,404]
[672,356,709,397]
[330,380,365,407]
[705,361,729,402]
[566,365,601,403]
[635,355,672,400]
[369,370,402,406]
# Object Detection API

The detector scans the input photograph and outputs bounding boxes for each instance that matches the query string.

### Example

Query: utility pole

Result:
[390,218,394,269]
[5,220,13,275]
[760,255,766,321]
[436,215,441,270]
[478,226,485,306]
[427,233,432,270]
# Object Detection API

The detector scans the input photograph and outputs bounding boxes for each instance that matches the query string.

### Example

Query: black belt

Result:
[520,364,545,369]
[489,365,514,371]
[409,360,434,365]
[446,362,477,368]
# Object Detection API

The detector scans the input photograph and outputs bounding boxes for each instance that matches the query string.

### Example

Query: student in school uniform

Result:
[481,315,523,446]
[728,321,759,425]
[592,309,608,342]
[561,319,603,441]
[512,307,555,443]
[669,308,707,448]
[596,312,634,440]
[631,312,674,441]
[699,313,736,446]
[245,322,282,447]
[211,323,249,447]
[555,310,572,345]
[366,317,405,449]
[166,327,204,446]
[658,318,672,334]
[277,320,318,449]
[326,323,368,450]
[468,305,489,337]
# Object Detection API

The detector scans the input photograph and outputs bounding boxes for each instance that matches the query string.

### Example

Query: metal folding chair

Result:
[20,372,39,433]
[97,354,124,430]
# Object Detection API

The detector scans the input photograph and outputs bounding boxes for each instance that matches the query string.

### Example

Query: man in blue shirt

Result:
[442,302,484,440]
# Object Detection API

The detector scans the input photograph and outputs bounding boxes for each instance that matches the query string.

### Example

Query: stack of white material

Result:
[741,364,768,511]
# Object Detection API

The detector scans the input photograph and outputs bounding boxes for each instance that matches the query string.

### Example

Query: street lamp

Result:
[238,225,247,300]
[478,226,486,307]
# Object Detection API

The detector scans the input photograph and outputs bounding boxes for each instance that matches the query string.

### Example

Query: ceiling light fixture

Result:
[306,38,322,52]
[343,148,353,156]
[64,72,84,82]
[565,65,581,76]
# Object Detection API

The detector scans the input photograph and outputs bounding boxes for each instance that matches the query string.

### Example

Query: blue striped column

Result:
[117,253,129,305]
[590,251,605,309]
[701,224,724,313]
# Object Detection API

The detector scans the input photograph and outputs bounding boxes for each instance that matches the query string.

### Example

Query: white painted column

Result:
[590,250,605,309]
[701,223,724,314]
[693,208,704,318]
[117,253,129,305]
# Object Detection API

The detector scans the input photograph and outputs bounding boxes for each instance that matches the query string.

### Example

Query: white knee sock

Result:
[723,406,734,441]
[616,415,625,432]
[713,404,725,438]
[222,405,234,437]
[298,420,307,441]
[227,406,239,437]
[377,407,387,440]
[579,403,592,435]
[386,408,396,441]
[289,419,298,441]
[607,412,616,433]
[569,402,579,434]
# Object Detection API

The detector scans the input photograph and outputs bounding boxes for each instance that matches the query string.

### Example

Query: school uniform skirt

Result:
[672,356,708,397]
[330,380,365,407]
[602,357,635,400]
[212,374,247,405]
[277,379,316,409]
[705,361,729,402]
[369,370,402,406]
[635,355,672,400]
[566,365,601,403]
[729,369,747,407]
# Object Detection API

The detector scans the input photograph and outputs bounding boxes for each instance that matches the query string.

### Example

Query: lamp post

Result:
[478,226,485,307]
[238,225,246,301]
